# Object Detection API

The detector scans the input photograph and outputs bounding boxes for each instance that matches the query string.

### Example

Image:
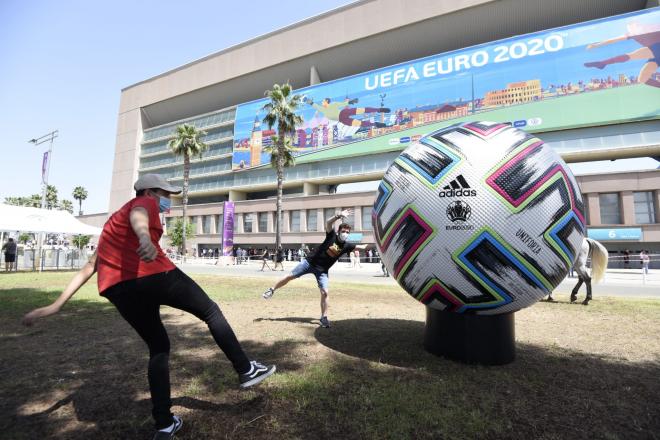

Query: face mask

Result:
[338,232,349,242]
[158,196,171,213]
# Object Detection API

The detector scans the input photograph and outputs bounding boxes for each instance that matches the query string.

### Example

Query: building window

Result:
[233,215,239,233]
[215,215,221,234]
[165,217,174,235]
[243,213,254,233]
[258,212,268,232]
[188,216,198,234]
[634,191,656,224]
[324,208,336,221]
[306,209,318,231]
[599,193,621,224]
[201,215,212,234]
[362,206,373,231]
[290,210,301,232]
[341,207,354,228]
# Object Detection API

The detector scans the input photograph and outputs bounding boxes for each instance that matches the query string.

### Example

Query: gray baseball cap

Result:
[134,174,182,194]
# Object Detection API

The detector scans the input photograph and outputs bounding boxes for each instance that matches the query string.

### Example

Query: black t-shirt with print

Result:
[307,230,355,272]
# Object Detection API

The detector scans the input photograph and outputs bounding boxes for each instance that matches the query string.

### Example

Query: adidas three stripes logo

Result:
[438,174,477,197]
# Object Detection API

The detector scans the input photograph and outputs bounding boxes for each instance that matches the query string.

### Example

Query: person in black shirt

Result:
[262,209,367,328]
[3,237,17,272]
[273,245,285,271]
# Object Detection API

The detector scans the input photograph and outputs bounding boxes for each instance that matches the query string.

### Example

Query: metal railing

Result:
[13,248,91,271]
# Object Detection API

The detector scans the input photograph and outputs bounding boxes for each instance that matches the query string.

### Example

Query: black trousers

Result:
[104,268,250,429]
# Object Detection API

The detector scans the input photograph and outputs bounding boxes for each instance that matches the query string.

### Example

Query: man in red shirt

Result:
[22,174,275,439]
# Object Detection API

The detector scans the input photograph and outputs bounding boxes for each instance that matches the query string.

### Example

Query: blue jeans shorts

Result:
[291,259,329,291]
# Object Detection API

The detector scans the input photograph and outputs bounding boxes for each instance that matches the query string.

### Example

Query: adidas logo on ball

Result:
[438,175,477,197]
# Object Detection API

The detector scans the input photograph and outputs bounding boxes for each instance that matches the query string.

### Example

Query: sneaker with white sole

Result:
[319,316,331,328]
[239,360,276,388]
[262,287,275,299]
[153,415,183,440]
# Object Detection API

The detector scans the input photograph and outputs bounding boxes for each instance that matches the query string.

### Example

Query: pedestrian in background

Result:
[2,237,17,272]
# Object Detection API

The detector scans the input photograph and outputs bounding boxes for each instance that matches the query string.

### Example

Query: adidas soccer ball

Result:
[373,121,585,315]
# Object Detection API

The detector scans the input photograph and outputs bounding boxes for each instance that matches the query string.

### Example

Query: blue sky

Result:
[0,0,354,213]
[1,1,656,214]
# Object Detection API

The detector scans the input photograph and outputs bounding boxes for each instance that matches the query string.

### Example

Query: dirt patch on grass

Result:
[1,273,659,439]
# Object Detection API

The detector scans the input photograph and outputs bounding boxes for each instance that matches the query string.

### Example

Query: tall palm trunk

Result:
[275,152,284,251]
[78,199,82,216]
[275,126,288,251]
[182,152,190,261]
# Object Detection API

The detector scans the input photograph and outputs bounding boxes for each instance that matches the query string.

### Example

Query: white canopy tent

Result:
[0,203,103,235]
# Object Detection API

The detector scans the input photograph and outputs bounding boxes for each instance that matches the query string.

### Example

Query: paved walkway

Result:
[177,258,660,299]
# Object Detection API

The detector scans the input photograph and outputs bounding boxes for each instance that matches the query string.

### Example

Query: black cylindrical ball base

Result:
[424,307,516,365]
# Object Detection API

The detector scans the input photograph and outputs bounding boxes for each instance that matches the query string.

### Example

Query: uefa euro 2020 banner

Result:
[232,8,660,170]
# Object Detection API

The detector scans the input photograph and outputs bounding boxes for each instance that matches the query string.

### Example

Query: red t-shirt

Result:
[96,196,175,294]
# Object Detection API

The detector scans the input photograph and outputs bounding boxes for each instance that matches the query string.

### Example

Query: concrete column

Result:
[655,190,660,223]
[585,193,600,226]
[300,209,307,232]
[621,191,635,225]
[210,215,217,235]
[310,65,322,85]
[354,206,363,231]
[304,182,319,195]
[229,190,247,201]
[235,213,244,233]
[317,208,325,232]
[267,211,274,233]
[283,211,291,233]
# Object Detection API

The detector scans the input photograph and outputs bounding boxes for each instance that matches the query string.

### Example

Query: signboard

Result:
[587,228,642,241]
[233,8,660,170]
[221,201,235,255]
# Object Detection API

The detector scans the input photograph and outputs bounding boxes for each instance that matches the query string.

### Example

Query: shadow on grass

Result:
[304,318,660,439]
[3,285,659,439]
[0,286,302,440]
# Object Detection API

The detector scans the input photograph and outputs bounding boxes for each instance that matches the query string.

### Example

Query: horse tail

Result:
[587,238,608,283]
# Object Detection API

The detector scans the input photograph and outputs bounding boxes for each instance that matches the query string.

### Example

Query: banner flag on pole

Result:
[221,201,235,256]
[41,151,49,183]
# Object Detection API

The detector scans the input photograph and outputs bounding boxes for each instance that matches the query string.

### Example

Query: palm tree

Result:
[18,232,34,244]
[4,194,44,208]
[58,199,74,214]
[27,194,43,208]
[72,186,88,215]
[45,185,58,209]
[261,83,303,251]
[167,124,208,261]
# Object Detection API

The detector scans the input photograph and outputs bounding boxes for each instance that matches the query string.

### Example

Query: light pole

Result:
[29,130,58,271]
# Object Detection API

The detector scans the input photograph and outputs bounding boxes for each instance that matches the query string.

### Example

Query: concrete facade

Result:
[104,0,660,259]
[110,0,654,212]
[576,169,660,250]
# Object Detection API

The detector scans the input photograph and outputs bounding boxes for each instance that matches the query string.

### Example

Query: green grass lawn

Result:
[1,271,659,439]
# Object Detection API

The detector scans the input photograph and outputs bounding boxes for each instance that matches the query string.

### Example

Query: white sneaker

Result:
[262,287,275,299]
[239,360,276,388]
[153,415,183,439]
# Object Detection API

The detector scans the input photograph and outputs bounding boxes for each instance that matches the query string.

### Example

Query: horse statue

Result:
[547,237,609,305]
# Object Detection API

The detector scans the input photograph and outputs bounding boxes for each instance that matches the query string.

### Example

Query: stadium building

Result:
[104,0,660,261]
